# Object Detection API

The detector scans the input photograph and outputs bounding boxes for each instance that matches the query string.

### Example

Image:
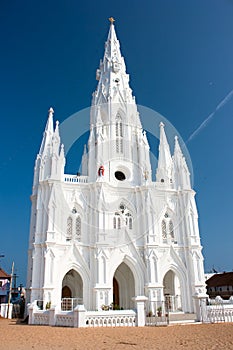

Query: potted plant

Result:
[147,310,153,317]
[157,306,162,317]
[45,301,51,310]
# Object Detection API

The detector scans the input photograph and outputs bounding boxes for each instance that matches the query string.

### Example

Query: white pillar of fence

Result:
[193,294,208,322]
[49,307,56,326]
[0,303,13,318]
[74,305,86,327]
[133,296,148,327]
[28,304,34,325]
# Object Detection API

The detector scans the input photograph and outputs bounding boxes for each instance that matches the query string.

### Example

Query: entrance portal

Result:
[163,270,182,312]
[62,269,83,301]
[113,262,135,310]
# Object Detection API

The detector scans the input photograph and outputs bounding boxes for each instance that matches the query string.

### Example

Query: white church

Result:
[26,20,206,322]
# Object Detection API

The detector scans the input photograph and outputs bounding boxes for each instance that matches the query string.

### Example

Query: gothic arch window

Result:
[76,216,81,242]
[116,115,123,153]
[113,204,133,230]
[161,220,167,240]
[169,220,174,240]
[125,212,132,229]
[116,115,123,137]
[161,212,175,243]
[118,217,121,229]
[129,217,133,230]
[67,217,72,241]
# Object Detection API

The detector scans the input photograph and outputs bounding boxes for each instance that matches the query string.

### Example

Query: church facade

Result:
[26,21,206,315]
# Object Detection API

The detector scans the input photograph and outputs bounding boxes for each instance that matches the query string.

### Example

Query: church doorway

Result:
[113,263,135,310]
[61,269,83,309]
[62,285,72,298]
[163,270,182,312]
[113,277,119,306]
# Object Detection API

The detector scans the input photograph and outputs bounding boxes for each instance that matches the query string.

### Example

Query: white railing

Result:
[28,297,147,327]
[64,175,88,184]
[85,310,136,327]
[33,310,49,325]
[29,304,136,328]
[61,298,83,311]
[206,305,233,323]
[56,312,74,327]
[201,297,233,323]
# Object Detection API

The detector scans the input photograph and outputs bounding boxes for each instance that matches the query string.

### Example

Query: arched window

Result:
[169,220,174,240]
[113,205,133,230]
[129,217,133,230]
[67,217,72,241]
[161,220,167,240]
[161,212,176,243]
[76,216,81,241]
[116,120,123,137]
[118,217,121,229]
[116,115,123,153]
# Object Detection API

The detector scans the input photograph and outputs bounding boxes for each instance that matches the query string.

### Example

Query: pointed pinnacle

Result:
[160,121,165,128]
[48,107,54,116]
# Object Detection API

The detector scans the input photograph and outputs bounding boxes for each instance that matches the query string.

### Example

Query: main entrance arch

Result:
[163,270,182,312]
[62,269,83,302]
[113,262,135,310]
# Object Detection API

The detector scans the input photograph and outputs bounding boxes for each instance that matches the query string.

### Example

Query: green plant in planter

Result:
[46,301,51,310]
[157,306,162,316]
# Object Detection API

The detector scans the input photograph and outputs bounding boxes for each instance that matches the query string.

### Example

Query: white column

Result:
[74,305,86,327]
[133,296,148,327]
[193,293,208,322]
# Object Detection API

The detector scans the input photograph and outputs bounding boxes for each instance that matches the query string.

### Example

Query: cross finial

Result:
[48,107,54,116]
[109,17,115,24]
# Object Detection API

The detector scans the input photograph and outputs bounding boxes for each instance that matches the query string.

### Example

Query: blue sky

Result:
[0,0,233,285]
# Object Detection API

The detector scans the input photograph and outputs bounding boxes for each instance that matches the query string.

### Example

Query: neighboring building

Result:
[0,268,10,304]
[206,272,233,300]
[26,21,206,316]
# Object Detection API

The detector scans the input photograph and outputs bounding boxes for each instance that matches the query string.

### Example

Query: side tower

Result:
[144,123,206,315]
[26,20,206,317]
[26,108,65,306]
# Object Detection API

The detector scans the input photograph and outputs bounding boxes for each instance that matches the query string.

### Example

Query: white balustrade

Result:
[33,311,49,325]
[85,310,136,327]
[64,175,88,184]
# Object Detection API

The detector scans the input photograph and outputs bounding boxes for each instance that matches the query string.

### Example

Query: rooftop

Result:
[0,268,11,279]
[206,272,233,287]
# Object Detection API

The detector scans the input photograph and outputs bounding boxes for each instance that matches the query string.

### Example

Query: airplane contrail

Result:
[187,89,233,143]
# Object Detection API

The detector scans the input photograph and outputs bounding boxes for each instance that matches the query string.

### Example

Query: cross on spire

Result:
[109,17,115,24]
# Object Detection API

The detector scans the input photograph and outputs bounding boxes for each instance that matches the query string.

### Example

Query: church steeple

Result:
[156,122,173,184]
[39,107,54,156]
[33,108,65,189]
[85,19,151,185]
[91,19,140,125]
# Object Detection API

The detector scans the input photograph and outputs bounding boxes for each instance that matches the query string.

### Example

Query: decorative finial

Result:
[109,17,115,24]
[160,122,165,128]
[48,107,54,116]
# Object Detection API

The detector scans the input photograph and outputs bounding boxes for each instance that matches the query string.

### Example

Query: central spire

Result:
[92,19,135,111]
[85,20,151,185]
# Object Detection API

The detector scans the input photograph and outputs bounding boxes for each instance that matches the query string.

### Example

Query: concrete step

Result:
[169,312,196,323]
